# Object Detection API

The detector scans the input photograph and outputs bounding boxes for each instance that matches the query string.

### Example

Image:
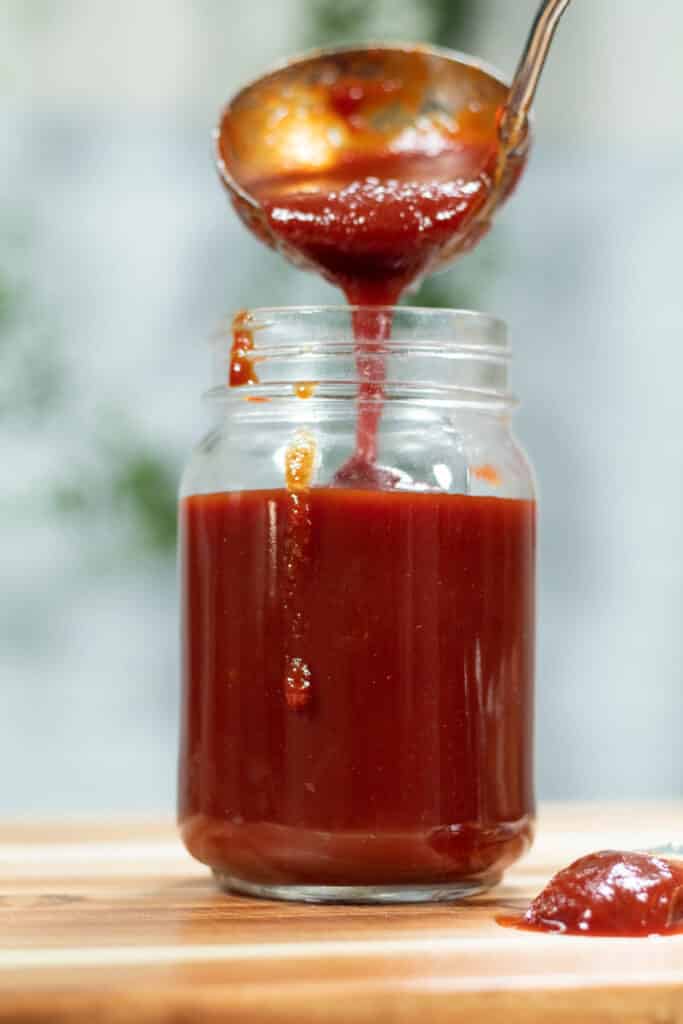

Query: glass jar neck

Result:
[209,306,515,412]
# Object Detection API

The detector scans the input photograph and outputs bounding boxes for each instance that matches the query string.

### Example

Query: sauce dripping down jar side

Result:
[282,430,316,711]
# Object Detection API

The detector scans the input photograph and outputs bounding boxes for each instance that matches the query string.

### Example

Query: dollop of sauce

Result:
[499,850,683,937]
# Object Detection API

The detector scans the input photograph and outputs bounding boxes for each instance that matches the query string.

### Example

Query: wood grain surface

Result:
[1,803,683,1023]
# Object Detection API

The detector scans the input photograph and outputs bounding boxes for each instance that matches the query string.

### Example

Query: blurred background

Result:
[2,0,681,814]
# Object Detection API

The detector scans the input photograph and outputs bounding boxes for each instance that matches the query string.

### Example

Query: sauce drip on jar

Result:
[282,429,316,711]
[294,381,317,399]
[229,309,258,387]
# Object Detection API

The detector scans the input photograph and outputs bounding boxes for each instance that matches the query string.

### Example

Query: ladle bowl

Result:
[215,45,529,275]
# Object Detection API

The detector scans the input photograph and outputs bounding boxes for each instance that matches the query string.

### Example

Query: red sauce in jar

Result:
[179,488,535,888]
[498,850,683,937]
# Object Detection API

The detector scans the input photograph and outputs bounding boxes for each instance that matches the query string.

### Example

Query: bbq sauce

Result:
[498,850,683,937]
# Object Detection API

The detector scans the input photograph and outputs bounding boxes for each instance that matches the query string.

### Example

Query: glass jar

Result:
[178,306,536,904]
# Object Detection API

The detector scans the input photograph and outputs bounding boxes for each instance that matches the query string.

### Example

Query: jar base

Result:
[212,870,492,904]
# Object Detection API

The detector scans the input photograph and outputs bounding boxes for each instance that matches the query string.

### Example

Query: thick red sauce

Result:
[499,850,683,937]
[179,488,535,888]
[254,148,495,306]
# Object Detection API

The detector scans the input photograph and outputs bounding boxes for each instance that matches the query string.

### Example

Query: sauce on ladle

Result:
[219,48,525,481]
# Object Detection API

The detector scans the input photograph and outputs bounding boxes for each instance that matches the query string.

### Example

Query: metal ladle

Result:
[215,0,572,274]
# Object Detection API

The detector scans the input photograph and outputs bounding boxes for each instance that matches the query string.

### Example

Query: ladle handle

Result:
[500,0,572,151]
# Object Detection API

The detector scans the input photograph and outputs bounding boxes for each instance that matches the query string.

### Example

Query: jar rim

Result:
[215,305,508,353]
[209,305,513,409]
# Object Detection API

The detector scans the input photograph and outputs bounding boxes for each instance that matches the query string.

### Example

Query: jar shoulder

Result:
[180,410,536,501]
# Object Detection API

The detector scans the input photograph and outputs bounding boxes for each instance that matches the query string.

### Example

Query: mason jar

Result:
[178,306,536,904]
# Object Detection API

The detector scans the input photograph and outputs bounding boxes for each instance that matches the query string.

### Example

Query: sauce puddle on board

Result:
[498,850,683,938]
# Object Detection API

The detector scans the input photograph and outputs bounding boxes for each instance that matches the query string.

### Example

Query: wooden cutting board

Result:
[1,803,682,1023]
